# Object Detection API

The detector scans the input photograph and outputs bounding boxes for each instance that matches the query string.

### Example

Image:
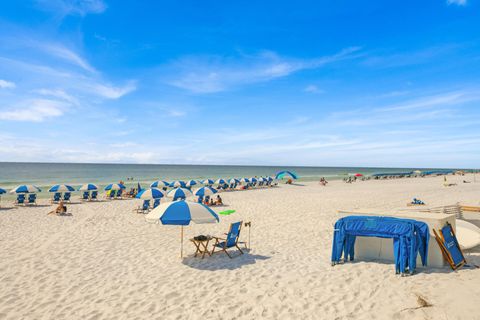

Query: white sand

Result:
[0,175,479,320]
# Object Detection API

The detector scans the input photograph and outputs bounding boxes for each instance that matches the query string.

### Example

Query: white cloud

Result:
[41,44,96,73]
[447,0,467,5]
[33,88,79,105]
[86,81,137,99]
[304,85,323,93]
[166,47,362,93]
[36,0,107,17]
[0,79,15,89]
[0,99,68,122]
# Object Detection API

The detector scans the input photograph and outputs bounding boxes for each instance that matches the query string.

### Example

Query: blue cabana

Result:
[331,216,429,274]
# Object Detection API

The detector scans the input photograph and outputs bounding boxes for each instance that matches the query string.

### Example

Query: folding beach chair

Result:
[81,191,89,201]
[90,191,98,201]
[135,200,150,214]
[63,192,71,202]
[212,221,246,258]
[51,192,61,203]
[115,189,123,199]
[27,194,37,205]
[107,191,115,200]
[152,198,161,209]
[15,194,26,206]
[433,222,466,270]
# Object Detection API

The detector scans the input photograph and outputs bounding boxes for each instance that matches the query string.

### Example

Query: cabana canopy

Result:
[275,170,298,179]
[331,216,429,274]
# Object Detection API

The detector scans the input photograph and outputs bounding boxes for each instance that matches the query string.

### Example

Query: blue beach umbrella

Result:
[136,187,165,199]
[104,183,126,191]
[202,179,214,185]
[0,188,6,194]
[79,183,98,191]
[266,176,274,181]
[250,177,258,183]
[275,170,298,180]
[185,180,198,187]
[194,186,218,197]
[170,180,186,188]
[238,178,250,183]
[145,200,219,258]
[10,185,41,193]
[49,184,75,192]
[215,178,227,185]
[228,178,240,184]
[151,181,170,188]
[167,187,193,199]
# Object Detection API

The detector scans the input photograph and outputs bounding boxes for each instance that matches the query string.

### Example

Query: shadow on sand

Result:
[182,249,270,271]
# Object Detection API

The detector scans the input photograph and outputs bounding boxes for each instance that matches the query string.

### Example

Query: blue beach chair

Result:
[15,194,26,206]
[136,200,150,214]
[51,192,61,203]
[116,189,122,199]
[107,191,115,200]
[27,194,37,205]
[152,198,161,209]
[90,191,98,201]
[81,191,89,201]
[212,221,246,258]
[433,223,466,270]
[63,192,71,202]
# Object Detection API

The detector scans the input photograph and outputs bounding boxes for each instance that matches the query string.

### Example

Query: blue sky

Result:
[0,0,479,168]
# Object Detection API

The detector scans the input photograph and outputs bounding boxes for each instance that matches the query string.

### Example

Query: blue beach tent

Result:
[331,216,429,274]
[275,170,298,180]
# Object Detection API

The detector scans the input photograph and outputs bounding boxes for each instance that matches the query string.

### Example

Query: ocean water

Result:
[0,162,459,194]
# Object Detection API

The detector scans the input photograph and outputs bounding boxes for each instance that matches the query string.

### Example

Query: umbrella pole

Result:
[180,226,184,259]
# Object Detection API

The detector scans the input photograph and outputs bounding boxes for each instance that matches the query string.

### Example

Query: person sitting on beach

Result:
[48,200,67,216]
[209,198,214,206]
[215,195,223,205]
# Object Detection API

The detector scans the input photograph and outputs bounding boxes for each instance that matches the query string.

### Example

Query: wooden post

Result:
[180,226,184,258]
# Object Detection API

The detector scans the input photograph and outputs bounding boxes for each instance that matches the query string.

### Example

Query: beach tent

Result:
[275,171,298,180]
[49,184,75,192]
[10,185,41,193]
[145,200,219,257]
[136,188,165,199]
[79,183,98,191]
[331,216,429,274]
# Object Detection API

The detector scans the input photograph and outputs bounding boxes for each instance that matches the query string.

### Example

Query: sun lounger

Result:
[15,194,26,206]
[51,192,61,203]
[136,200,150,214]
[211,221,246,258]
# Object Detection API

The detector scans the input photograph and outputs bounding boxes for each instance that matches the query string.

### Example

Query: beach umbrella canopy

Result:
[151,180,170,188]
[10,185,41,193]
[79,183,98,191]
[0,188,6,194]
[266,176,274,181]
[136,187,165,199]
[250,177,258,183]
[215,178,227,185]
[170,180,186,188]
[354,173,363,177]
[194,186,218,197]
[228,178,240,184]
[258,177,267,182]
[238,178,250,183]
[185,180,198,187]
[145,200,219,258]
[275,171,298,180]
[167,187,193,199]
[104,183,126,191]
[202,179,214,185]
[49,184,75,192]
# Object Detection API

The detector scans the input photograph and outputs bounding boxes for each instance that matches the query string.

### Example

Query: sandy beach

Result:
[1,175,479,320]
